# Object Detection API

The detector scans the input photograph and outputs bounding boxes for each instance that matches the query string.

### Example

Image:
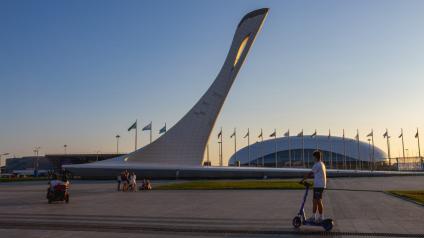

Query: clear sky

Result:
[1,0,424,165]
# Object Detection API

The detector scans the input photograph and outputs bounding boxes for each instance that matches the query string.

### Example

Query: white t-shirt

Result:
[130,175,136,184]
[311,161,327,188]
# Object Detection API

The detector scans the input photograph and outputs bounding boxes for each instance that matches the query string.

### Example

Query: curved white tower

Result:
[125,8,269,166]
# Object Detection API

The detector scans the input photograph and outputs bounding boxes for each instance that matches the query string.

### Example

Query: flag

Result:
[367,131,373,137]
[159,124,166,134]
[398,132,403,138]
[311,130,317,137]
[258,130,263,138]
[415,129,419,138]
[128,121,137,131]
[142,122,152,131]
[284,130,289,137]
[383,131,388,138]
[230,131,236,138]
[297,130,303,137]
[269,130,276,137]
[218,129,222,139]
[355,132,359,140]
[244,130,249,138]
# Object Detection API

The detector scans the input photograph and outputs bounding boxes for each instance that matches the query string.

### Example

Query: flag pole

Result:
[401,128,405,164]
[218,141,222,167]
[274,129,277,168]
[135,120,138,151]
[261,128,264,167]
[302,130,304,168]
[385,128,391,166]
[417,128,422,170]
[343,129,346,170]
[220,127,223,166]
[150,121,152,144]
[288,130,291,168]
[234,128,237,164]
[247,128,250,167]
[329,129,332,169]
[206,143,210,164]
[315,129,318,150]
[371,129,375,171]
[356,129,360,170]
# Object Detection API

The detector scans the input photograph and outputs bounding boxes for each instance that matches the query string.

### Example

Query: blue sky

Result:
[1,0,424,164]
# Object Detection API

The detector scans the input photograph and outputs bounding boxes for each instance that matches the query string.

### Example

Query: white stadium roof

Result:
[228,135,387,165]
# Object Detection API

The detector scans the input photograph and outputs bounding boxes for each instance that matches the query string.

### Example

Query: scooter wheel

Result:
[292,216,301,228]
[322,219,333,231]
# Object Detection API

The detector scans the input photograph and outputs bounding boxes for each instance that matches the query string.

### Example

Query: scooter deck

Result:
[303,218,333,226]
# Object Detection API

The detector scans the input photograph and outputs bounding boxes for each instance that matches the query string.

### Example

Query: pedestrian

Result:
[117,173,122,191]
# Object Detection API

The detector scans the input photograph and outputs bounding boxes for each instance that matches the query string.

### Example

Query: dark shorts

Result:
[313,188,325,200]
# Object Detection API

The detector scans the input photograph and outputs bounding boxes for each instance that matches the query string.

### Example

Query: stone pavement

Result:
[0,176,423,237]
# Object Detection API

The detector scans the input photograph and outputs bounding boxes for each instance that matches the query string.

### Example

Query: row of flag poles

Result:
[127,120,167,151]
[218,128,422,169]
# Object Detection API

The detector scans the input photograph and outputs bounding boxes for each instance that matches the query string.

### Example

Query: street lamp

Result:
[33,147,41,176]
[405,149,409,169]
[367,139,371,170]
[96,150,101,161]
[115,135,120,154]
[64,144,67,154]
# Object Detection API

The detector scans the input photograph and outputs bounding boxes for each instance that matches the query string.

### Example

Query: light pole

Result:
[64,144,67,154]
[96,150,101,161]
[33,147,41,176]
[116,135,120,154]
[367,139,371,170]
[405,148,409,169]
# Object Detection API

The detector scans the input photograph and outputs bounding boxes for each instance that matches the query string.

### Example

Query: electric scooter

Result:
[292,180,334,231]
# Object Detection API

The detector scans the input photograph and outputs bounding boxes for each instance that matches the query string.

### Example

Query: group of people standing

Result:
[117,170,152,192]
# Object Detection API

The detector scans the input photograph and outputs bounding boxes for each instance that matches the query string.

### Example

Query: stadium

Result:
[228,135,387,169]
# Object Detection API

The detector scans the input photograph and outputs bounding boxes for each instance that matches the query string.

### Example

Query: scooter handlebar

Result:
[299,180,312,187]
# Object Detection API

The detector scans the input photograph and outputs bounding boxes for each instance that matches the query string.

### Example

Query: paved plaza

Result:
[0,176,423,237]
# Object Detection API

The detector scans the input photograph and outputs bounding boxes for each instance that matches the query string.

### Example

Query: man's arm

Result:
[303,171,313,180]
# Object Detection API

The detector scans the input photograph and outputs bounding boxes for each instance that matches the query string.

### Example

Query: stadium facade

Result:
[228,135,387,168]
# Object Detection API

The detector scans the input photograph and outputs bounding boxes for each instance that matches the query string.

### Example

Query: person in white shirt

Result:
[130,172,137,192]
[303,150,327,223]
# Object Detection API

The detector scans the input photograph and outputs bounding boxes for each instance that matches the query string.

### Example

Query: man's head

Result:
[312,150,322,162]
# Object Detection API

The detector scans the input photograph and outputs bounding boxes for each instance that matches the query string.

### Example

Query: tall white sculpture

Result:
[127,8,269,166]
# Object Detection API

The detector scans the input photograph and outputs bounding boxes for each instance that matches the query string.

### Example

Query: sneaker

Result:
[306,216,316,223]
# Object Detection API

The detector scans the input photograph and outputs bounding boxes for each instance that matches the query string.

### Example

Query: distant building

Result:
[46,154,127,171]
[5,154,126,173]
[5,156,53,172]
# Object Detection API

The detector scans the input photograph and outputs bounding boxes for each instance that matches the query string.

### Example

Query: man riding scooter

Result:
[301,150,327,223]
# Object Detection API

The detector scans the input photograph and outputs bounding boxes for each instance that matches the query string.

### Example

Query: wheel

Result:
[322,219,333,231]
[292,216,302,228]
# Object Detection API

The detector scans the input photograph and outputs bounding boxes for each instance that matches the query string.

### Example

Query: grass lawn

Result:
[156,179,309,190]
[0,177,49,183]
[388,190,424,205]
